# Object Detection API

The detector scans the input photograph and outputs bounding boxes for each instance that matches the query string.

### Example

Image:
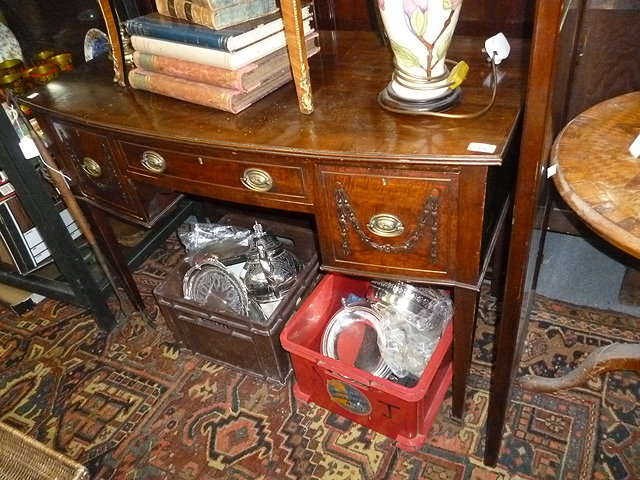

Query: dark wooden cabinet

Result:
[547,0,640,233]
[562,0,640,123]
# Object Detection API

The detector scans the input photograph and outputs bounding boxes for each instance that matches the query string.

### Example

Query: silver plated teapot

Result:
[242,222,303,303]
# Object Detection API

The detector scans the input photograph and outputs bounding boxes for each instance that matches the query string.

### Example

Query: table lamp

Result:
[376,0,465,114]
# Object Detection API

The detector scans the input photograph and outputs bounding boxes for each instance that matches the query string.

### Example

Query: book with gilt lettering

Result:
[126,4,313,52]
[130,18,314,70]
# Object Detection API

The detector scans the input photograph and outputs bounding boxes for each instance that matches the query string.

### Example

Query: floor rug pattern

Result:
[0,235,638,479]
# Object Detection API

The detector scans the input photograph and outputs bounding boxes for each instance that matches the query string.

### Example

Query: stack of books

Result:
[125,0,319,114]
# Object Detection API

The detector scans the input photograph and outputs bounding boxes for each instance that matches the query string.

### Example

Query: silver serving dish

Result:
[321,300,391,379]
[182,257,250,316]
[242,222,302,303]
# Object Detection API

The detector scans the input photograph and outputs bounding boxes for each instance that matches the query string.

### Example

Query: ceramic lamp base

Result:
[378,85,462,115]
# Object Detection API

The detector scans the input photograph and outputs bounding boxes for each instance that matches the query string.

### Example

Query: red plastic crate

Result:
[280,273,453,450]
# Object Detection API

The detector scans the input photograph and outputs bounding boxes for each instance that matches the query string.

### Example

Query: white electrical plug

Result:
[484,33,511,64]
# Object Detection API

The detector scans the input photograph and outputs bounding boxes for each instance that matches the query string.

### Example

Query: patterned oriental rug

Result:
[0,235,638,480]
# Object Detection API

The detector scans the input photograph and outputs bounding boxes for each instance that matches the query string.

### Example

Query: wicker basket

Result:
[0,422,89,480]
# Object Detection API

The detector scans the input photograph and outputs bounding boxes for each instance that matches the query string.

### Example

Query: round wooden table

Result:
[518,91,640,392]
[553,91,640,257]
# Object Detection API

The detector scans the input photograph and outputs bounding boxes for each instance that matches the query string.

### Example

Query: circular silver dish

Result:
[321,302,391,379]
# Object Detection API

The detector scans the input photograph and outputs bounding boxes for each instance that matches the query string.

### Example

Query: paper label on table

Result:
[467,142,497,153]
[547,163,557,178]
[630,134,640,158]
[19,137,39,159]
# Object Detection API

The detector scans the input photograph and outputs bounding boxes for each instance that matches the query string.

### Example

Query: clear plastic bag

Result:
[374,288,453,379]
[178,223,252,265]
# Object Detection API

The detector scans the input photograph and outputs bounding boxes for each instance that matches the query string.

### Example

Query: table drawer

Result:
[51,121,139,216]
[315,165,458,281]
[118,139,313,208]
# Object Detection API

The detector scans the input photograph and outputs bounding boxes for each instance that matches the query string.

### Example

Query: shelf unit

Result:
[0,110,194,331]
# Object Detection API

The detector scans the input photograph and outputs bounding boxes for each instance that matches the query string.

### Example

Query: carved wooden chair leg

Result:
[516,343,640,393]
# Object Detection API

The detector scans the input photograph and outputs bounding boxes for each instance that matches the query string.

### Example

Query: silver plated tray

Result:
[182,257,250,317]
[321,301,391,379]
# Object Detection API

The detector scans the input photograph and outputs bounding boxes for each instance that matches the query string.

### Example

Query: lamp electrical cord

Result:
[380,52,499,119]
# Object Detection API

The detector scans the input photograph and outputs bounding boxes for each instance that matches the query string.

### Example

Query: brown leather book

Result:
[132,33,318,92]
[128,55,304,113]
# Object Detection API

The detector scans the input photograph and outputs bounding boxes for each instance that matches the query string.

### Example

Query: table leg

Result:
[484,294,525,466]
[451,287,479,419]
[80,202,145,311]
[618,264,640,306]
[517,343,640,392]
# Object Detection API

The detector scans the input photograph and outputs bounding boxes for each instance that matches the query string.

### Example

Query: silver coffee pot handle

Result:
[257,240,278,293]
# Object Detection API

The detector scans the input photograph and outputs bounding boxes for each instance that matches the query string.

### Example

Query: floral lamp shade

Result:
[377,0,464,113]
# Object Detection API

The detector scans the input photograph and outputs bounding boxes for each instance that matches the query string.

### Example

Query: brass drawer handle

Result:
[367,213,405,237]
[241,168,273,192]
[141,150,166,173]
[81,157,102,178]
[334,184,441,260]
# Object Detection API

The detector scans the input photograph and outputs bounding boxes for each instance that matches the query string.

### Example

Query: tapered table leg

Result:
[80,201,145,311]
[451,287,479,419]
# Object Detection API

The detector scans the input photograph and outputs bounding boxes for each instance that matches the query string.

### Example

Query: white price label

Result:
[630,134,640,158]
[467,142,497,154]
[19,137,39,159]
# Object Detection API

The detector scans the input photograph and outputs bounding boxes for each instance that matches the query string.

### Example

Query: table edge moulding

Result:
[21,30,528,458]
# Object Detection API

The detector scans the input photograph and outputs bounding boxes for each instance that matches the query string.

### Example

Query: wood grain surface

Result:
[552,91,640,258]
[22,31,526,165]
